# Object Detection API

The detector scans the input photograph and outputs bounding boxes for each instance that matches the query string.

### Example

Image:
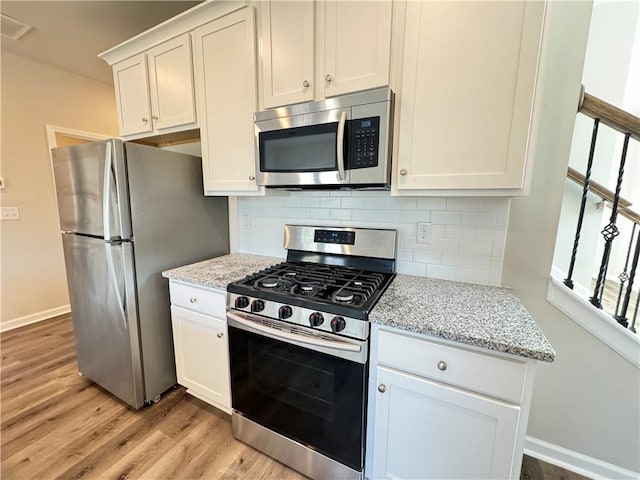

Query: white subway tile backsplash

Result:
[426,264,457,281]
[397,261,427,276]
[341,197,365,209]
[442,253,475,268]
[331,209,352,220]
[431,211,462,225]
[416,197,447,211]
[459,239,493,256]
[413,250,442,265]
[320,197,341,208]
[237,190,509,286]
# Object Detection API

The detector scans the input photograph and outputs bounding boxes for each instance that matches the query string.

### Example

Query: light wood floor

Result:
[1,314,306,480]
[1,315,590,480]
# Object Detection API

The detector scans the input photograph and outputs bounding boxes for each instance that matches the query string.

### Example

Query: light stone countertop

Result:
[369,274,555,362]
[162,254,554,362]
[162,253,282,290]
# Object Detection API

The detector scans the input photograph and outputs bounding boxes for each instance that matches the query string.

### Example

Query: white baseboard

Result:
[1,305,71,332]
[525,436,639,479]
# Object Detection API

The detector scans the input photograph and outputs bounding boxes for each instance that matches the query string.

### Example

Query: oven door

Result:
[227,311,368,471]
[255,108,351,187]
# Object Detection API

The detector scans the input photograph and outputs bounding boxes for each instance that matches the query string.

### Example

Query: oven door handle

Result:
[227,311,362,353]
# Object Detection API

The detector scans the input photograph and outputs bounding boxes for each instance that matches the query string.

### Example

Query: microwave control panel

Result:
[349,117,380,170]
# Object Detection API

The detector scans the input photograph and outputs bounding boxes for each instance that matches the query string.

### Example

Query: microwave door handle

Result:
[337,111,347,181]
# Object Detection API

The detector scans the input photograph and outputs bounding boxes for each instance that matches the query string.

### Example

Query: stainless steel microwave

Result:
[254,88,394,189]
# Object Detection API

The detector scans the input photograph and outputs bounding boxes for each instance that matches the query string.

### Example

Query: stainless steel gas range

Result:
[226,225,397,480]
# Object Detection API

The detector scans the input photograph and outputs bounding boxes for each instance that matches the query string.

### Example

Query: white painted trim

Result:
[524,436,640,480]
[228,196,239,253]
[547,270,640,367]
[1,305,71,332]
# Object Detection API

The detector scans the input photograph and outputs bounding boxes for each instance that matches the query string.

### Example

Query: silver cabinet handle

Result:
[152,115,158,121]
[399,169,408,176]
[437,360,447,371]
[249,175,255,181]
[142,117,148,123]
[189,297,197,303]
[217,332,224,339]
[378,384,386,393]
[302,80,310,88]
[336,111,347,181]
[325,74,332,82]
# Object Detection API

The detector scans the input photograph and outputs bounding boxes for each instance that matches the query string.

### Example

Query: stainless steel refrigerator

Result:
[52,139,229,409]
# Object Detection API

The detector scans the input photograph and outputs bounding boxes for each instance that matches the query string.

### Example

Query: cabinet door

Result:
[194,7,262,194]
[170,306,230,410]
[319,0,392,98]
[259,0,315,108]
[112,54,152,136]
[396,1,545,191]
[146,33,197,131]
[371,366,520,479]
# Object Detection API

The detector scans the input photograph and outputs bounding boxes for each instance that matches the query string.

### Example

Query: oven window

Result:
[229,326,367,471]
[259,123,338,172]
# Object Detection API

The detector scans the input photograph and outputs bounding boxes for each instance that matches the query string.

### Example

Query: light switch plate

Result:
[1,207,20,220]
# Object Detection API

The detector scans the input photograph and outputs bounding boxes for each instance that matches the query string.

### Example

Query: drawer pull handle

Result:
[399,169,408,176]
[189,297,198,303]
[437,360,447,371]
[378,384,386,393]
[217,332,224,339]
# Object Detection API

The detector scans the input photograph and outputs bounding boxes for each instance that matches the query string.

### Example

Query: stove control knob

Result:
[330,316,346,332]
[235,296,250,309]
[279,305,293,319]
[309,312,324,327]
[250,300,265,313]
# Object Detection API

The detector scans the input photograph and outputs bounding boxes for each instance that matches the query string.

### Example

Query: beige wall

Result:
[503,1,640,472]
[0,51,119,326]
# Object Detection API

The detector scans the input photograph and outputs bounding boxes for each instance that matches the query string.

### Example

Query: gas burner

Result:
[284,272,297,277]
[354,281,363,287]
[334,291,355,303]
[301,285,314,292]
[254,276,291,291]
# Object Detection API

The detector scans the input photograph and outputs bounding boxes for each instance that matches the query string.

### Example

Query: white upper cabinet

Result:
[318,0,393,98]
[258,0,392,109]
[259,1,315,108]
[112,34,196,138]
[394,1,545,194]
[146,34,197,131]
[194,7,262,195]
[113,54,153,137]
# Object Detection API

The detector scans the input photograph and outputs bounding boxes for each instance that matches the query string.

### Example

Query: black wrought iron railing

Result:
[563,86,640,334]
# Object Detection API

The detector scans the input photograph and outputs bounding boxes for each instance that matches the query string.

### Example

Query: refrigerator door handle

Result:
[102,141,115,241]
[104,241,128,331]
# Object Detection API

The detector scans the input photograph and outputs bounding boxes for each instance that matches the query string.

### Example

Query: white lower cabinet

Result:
[367,325,535,479]
[168,282,231,413]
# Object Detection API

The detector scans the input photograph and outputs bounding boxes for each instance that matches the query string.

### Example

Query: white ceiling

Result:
[1,1,201,85]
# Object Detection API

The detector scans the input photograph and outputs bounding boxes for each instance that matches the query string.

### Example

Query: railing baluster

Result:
[631,285,639,334]
[590,133,631,309]
[614,225,640,328]
[614,223,636,317]
[565,119,600,290]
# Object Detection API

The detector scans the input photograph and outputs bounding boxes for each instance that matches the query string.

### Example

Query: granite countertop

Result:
[163,254,554,362]
[370,274,555,362]
[162,253,281,289]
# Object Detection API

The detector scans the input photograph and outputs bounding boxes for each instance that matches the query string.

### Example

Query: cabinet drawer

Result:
[169,282,226,318]
[377,329,527,404]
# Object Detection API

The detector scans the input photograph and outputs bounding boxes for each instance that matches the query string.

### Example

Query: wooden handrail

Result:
[578,86,640,142]
[567,166,640,225]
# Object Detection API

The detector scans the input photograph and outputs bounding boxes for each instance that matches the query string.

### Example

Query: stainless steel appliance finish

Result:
[53,139,229,409]
[232,414,362,480]
[227,224,397,479]
[284,224,397,260]
[254,87,394,188]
